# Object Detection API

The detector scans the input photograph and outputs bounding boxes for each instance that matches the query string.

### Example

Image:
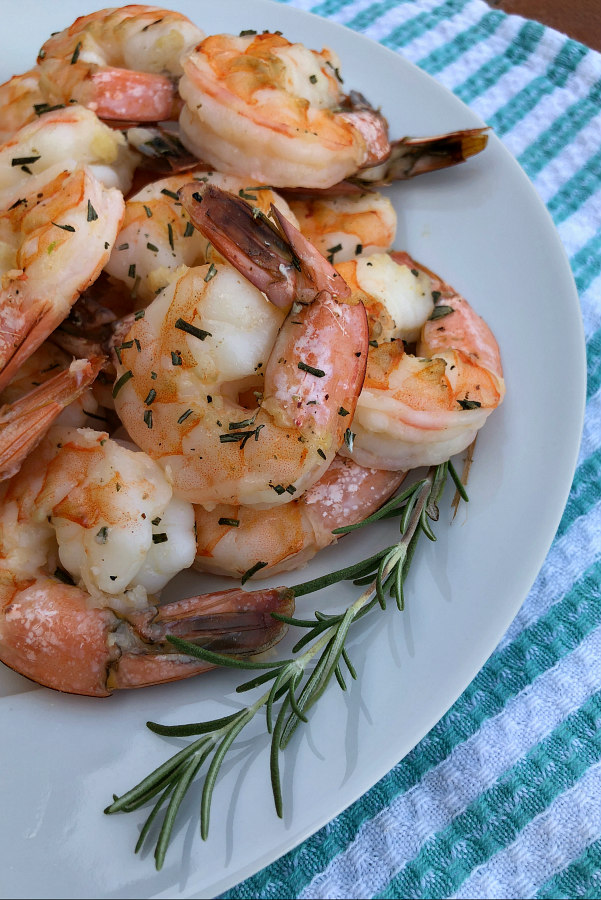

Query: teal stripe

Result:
[417,9,505,76]
[547,148,601,226]
[310,0,356,16]
[488,39,588,137]
[382,0,470,51]
[518,80,601,179]
[585,328,601,401]
[377,692,601,899]
[537,838,601,898]
[571,228,601,296]
[222,560,601,899]
[345,0,413,32]
[455,20,545,104]
[555,446,601,540]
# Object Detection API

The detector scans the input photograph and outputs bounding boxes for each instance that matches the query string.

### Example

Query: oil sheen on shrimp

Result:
[113,186,368,508]
[37,5,205,122]
[336,251,505,470]
[0,165,124,394]
[194,455,406,580]
[178,32,390,189]
[0,69,46,143]
[287,190,397,263]
[0,425,293,696]
[105,170,300,305]
[0,105,139,203]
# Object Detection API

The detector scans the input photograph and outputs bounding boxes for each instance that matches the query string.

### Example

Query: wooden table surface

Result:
[489,0,601,51]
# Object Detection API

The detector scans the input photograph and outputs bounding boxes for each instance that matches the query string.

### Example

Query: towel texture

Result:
[223,1,601,897]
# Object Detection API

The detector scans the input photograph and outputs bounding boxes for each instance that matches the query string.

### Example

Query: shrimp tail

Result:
[357,127,489,185]
[178,183,350,308]
[0,356,104,481]
[109,586,295,690]
[338,90,391,168]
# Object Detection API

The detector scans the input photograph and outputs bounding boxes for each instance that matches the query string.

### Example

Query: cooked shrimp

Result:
[105,170,300,305]
[112,185,367,508]
[287,190,396,263]
[0,356,104,481]
[0,70,46,143]
[37,5,204,122]
[194,456,405,580]
[335,251,504,470]
[0,106,139,204]
[0,424,293,696]
[0,165,124,393]
[178,32,389,189]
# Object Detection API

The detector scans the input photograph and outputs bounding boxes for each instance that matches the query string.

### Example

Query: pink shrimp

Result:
[194,455,405,580]
[0,425,293,697]
[112,184,368,508]
[0,165,124,394]
[37,5,204,122]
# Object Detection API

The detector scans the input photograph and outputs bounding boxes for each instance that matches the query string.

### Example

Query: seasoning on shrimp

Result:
[113,185,368,508]
[0,426,294,696]
[178,32,390,189]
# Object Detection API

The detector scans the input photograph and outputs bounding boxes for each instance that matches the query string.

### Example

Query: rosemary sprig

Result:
[105,460,465,869]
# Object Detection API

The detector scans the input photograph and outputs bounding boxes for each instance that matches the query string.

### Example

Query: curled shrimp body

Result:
[287,190,397,263]
[37,5,204,122]
[113,186,367,508]
[178,32,389,189]
[336,251,505,470]
[194,456,405,580]
[0,165,124,393]
[0,425,293,696]
[0,106,139,203]
[105,170,299,305]
[0,70,46,143]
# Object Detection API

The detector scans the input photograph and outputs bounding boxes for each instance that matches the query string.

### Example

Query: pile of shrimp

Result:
[0,4,504,697]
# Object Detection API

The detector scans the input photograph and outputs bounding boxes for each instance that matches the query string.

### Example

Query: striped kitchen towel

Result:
[223,0,601,898]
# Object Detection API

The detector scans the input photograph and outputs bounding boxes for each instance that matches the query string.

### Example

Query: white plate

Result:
[0,1,586,898]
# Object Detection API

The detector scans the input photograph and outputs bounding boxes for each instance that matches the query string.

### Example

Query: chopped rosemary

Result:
[204,263,217,283]
[177,409,193,424]
[95,526,108,544]
[428,305,454,321]
[457,399,482,410]
[218,518,240,527]
[11,155,40,166]
[184,221,195,237]
[144,410,153,428]
[338,407,350,417]
[87,200,98,222]
[175,318,211,341]
[128,264,136,279]
[167,222,174,251]
[152,533,168,544]
[144,389,157,406]
[161,188,180,200]
[241,560,268,584]
[134,309,145,320]
[171,351,182,366]
[112,370,133,398]
[298,361,325,377]
[52,222,75,232]
[70,41,82,64]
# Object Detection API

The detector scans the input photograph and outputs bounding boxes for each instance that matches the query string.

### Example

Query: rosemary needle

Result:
[105,460,466,868]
